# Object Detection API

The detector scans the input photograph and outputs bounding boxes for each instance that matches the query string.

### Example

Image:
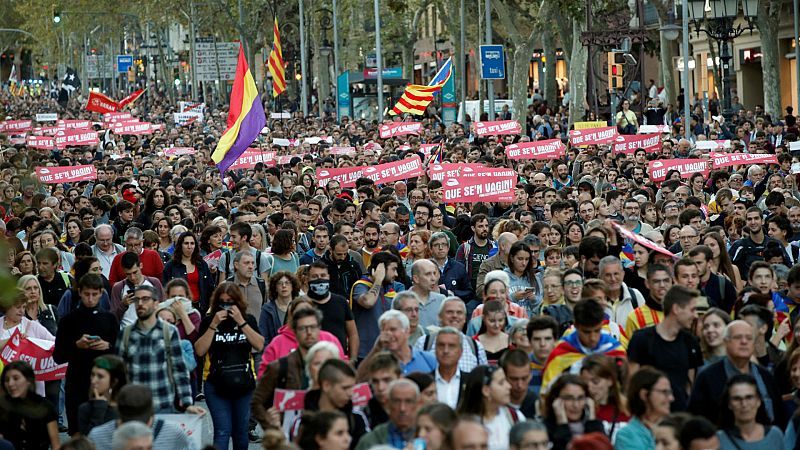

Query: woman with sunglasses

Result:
[457,365,524,450]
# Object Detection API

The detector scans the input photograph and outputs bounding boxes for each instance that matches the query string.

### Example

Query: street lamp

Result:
[687,0,759,119]
[659,11,681,42]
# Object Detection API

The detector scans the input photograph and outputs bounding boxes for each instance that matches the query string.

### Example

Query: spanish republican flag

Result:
[540,329,626,395]
[268,19,286,97]
[211,44,266,174]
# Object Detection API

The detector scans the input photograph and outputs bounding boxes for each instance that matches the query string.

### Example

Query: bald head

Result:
[498,232,519,256]
[723,320,755,362]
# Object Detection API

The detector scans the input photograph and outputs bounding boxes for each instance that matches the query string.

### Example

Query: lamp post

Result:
[687,0,759,120]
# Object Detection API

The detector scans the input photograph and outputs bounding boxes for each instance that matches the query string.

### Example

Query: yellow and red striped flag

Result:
[268,19,286,97]
[389,57,452,116]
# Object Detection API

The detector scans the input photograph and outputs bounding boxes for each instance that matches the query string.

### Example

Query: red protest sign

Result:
[27,135,55,149]
[274,389,307,412]
[163,147,196,157]
[696,140,731,151]
[362,156,425,184]
[647,159,708,182]
[568,127,617,146]
[428,163,485,181]
[351,383,373,407]
[203,249,223,271]
[86,91,119,113]
[710,152,778,168]
[505,139,566,160]
[474,120,521,136]
[460,166,517,178]
[54,129,100,149]
[103,112,133,122]
[112,121,153,135]
[0,329,67,381]
[276,153,308,165]
[612,133,662,155]
[442,172,517,203]
[316,167,364,188]
[228,149,277,170]
[0,120,32,132]
[611,222,674,258]
[35,165,97,184]
[9,134,27,145]
[379,122,422,139]
[57,119,93,130]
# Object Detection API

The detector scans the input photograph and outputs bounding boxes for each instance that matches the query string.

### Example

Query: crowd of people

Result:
[1,84,800,450]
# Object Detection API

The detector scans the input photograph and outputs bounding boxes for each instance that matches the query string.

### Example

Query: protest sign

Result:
[228,149,276,170]
[612,222,675,258]
[612,133,662,154]
[442,172,517,203]
[505,139,566,160]
[35,165,97,184]
[316,167,364,188]
[362,156,424,184]
[27,135,55,149]
[379,122,422,139]
[0,329,67,381]
[54,129,100,149]
[163,147,197,157]
[474,120,521,136]
[647,159,708,182]
[568,127,617,146]
[710,152,778,168]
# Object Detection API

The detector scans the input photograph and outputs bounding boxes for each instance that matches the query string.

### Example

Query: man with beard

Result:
[656,200,681,233]
[351,251,403,361]
[631,165,646,186]
[621,198,652,234]
[553,162,573,191]
[116,285,194,414]
[361,222,383,268]
[788,206,800,241]
[322,235,363,298]
[455,214,496,294]
[411,201,432,232]
[688,245,736,313]
[729,206,781,276]
[306,261,359,360]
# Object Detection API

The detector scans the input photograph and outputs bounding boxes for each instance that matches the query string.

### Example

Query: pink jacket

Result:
[258,325,346,378]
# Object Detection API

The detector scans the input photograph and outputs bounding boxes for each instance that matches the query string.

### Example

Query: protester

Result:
[0,361,61,450]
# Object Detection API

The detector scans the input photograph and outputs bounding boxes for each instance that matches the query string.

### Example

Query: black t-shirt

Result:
[199,313,259,381]
[0,394,58,450]
[38,272,72,306]
[627,326,703,412]
[313,293,353,352]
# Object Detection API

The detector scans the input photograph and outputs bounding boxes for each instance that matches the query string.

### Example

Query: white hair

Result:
[304,341,340,380]
[379,309,410,331]
[111,421,152,450]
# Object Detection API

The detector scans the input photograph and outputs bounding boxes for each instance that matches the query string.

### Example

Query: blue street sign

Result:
[337,71,351,121]
[117,55,133,73]
[480,45,505,80]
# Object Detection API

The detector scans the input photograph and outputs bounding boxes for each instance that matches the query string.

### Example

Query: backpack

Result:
[58,271,71,288]
[223,249,265,279]
[121,320,186,391]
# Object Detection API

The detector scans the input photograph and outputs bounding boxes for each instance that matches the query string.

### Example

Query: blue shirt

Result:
[401,348,438,374]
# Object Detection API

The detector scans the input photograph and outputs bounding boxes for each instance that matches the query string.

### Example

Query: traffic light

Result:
[607,51,624,90]
[53,11,61,24]
[295,62,302,81]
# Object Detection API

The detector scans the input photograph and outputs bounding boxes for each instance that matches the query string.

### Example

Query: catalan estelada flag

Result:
[211,44,266,175]
[268,19,286,97]
[540,328,626,394]
[390,57,452,116]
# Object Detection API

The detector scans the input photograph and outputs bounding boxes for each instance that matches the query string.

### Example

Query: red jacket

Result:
[108,249,165,285]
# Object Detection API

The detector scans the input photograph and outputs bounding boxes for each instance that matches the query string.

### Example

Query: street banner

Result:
[103,112,132,122]
[710,152,778,168]
[362,156,424,184]
[0,329,67,381]
[203,249,223,271]
[57,119,93,130]
[27,135,55,149]
[163,147,196,157]
[329,146,356,156]
[0,120,32,132]
[86,91,119,114]
[696,140,731,151]
[505,139,566,160]
[54,129,100,149]
[35,165,97,184]
[379,122,422,139]
[118,89,145,109]
[612,133,662,154]
[228,149,276,170]
[442,172,517,203]
[611,222,675,258]
[648,159,708,182]
[574,121,607,130]
[638,124,671,134]
[35,113,58,122]
[112,121,153,135]
[474,120,521,136]
[568,127,617,146]
[316,167,364,188]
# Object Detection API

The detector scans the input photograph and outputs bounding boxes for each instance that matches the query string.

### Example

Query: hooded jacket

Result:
[258,324,347,377]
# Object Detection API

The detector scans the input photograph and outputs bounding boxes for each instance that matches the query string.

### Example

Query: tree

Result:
[756,0,784,117]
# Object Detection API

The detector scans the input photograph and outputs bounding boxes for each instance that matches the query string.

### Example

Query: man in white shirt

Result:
[433,327,464,409]
[92,224,125,278]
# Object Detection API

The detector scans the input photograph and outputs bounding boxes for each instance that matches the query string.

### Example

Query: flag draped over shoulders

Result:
[541,329,626,394]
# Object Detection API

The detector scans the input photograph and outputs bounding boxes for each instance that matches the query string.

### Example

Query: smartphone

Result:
[413,439,427,450]
[221,304,233,311]
[87,335,100,340]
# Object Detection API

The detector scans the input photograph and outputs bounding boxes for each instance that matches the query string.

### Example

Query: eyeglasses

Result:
[133,296,154,303]
[730,394,758,404]
[296,324,320,334]
[276,280,292,286]
[563,280,583,287]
